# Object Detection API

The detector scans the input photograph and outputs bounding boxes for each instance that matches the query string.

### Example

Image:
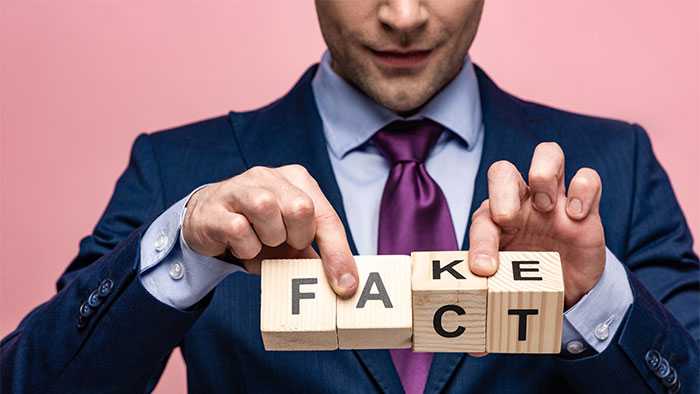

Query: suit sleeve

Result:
[557,125,700,393]
[0,134,207,394]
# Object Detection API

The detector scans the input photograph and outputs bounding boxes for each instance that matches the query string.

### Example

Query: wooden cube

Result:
[411,251,487,353]
[336,255,413,349]
[486,252,565,353]
[260,259,337,351]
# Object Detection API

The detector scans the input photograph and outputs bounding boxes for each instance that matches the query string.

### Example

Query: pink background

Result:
[1,2,698,392]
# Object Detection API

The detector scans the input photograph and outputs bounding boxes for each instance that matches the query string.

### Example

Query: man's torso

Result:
[141,65,641,393]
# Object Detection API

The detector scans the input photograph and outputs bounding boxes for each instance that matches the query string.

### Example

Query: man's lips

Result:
[368,48,433,68]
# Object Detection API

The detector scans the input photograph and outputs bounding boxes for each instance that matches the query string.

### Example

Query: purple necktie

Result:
[373,119,459,394]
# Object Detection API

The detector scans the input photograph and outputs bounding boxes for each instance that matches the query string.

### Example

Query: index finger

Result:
[528,142,565,212]
[277,165,358,298]
[468,200,501,277]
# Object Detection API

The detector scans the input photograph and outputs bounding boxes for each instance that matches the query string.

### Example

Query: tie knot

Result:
[372,119,444,164]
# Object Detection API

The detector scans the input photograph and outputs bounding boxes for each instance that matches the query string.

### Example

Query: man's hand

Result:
[182,165,359,298]
[468,142,606,309]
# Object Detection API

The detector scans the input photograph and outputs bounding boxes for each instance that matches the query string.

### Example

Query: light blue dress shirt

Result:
[139,51,633,355]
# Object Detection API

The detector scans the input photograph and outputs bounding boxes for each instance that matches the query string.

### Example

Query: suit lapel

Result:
[463,65,540,246]
[229,65,405,394]
[424,66,540,394]
[228,65,359,255]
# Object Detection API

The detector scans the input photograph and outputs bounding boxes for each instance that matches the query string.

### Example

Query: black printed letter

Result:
[356,272,393,308]
[512,261,543,281]
[291,278,317,315]
[432,259,466,280]
[508,309,539,340]
[433,305,466,338]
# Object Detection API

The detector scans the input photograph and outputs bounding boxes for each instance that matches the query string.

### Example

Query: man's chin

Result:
[370,85,434,115]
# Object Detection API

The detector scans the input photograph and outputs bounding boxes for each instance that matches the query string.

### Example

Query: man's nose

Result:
[378,0,429,35]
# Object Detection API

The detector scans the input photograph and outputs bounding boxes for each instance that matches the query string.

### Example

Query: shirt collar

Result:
[312,50,482,158]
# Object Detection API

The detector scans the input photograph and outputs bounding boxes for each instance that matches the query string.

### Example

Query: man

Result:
[1,1,697,393]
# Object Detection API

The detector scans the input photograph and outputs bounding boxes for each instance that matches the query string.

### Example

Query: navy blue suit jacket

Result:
[2,65,698,394]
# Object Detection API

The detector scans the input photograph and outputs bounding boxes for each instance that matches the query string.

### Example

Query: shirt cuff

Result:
[139,186,245,310]
[561,247,633,355]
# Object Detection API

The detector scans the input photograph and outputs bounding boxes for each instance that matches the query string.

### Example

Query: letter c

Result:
[433,304,466,338]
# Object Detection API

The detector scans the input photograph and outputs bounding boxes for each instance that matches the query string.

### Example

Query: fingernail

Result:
[534,192,552,211]
[474,254,496,273]
[337,273,356,291]
[568,198,582,216]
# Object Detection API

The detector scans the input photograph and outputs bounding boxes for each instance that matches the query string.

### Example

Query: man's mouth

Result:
[367,48,433,69]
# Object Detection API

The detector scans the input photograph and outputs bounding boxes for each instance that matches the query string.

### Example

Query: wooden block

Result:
[411,251,487,353]
[486,252,565,353]
[337,255,412,349]
[260,259,337,351]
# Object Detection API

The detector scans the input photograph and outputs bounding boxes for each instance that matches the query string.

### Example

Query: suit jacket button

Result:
[87,289,102,308]
[655,358,671,379]
[645,350,661,370]
[566,340,585,354]
[79,302,93,318]
[76,315,87,329]
[661,367,678,388]
[668,380,681,394]
[98,279,114,297]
